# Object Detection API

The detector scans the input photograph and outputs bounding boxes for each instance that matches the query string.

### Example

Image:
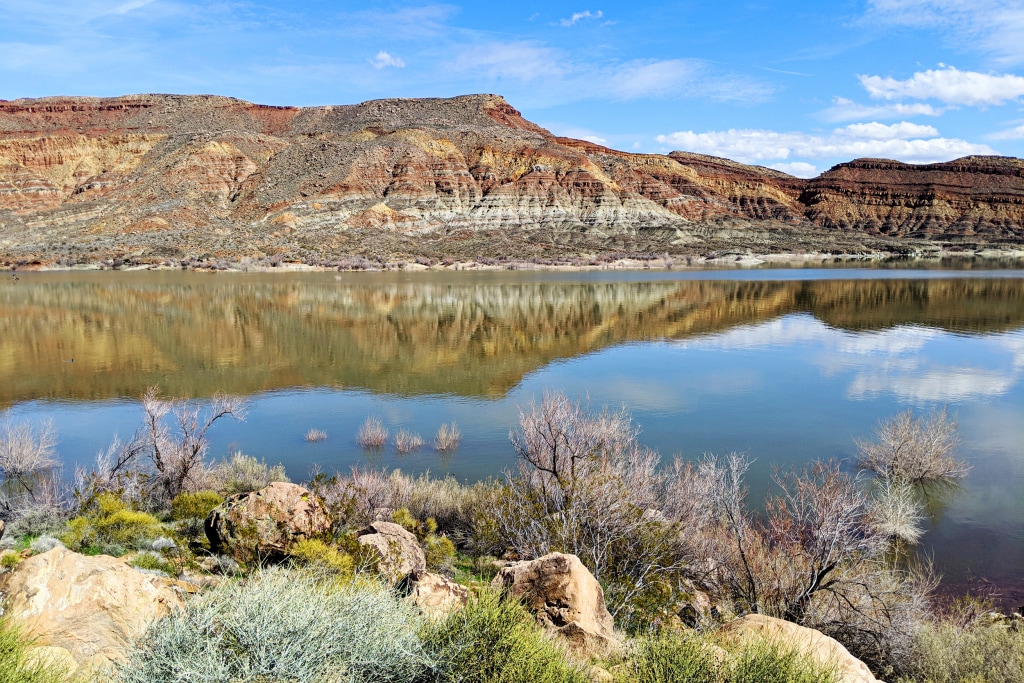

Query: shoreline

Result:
[5,247,1024,274]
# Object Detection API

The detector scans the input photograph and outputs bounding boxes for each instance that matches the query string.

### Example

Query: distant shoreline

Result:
[5,248,1024,274]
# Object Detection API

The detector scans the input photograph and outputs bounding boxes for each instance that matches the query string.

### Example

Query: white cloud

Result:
[560,10,603,27]
[769,161,819,177]
[654,121,995,164]
[848,368,1017,402]
[819,97,947,122]
[859,66,1024,106]
[842,121,940,139]
[371,51,406,69]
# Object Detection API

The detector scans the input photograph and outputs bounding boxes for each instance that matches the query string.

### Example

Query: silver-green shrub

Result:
[117,569,430,683]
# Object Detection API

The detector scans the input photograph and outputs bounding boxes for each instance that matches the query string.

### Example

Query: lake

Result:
[3,268,1023,602]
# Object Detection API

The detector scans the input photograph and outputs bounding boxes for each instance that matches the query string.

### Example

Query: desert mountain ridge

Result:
[1,92,1023,266]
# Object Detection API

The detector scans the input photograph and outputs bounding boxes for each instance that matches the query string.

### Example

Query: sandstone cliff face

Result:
[0,93,1021,264]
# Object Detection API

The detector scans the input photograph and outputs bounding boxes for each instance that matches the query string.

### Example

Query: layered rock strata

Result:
[1,94,1022,263]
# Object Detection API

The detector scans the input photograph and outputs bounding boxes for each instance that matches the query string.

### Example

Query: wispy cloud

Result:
[371,51,406,69]
[819,97,947,122]
[655,121,994,169]
[990,123,1024,140]
[866,1,1024,65]
[860,66,1024,106]
[447,41,771,105]
[560,10,603,27]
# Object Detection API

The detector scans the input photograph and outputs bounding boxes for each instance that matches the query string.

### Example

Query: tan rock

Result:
[407,570,469,617]
[0,547,183,670]
[205,482,331,564]
[722,613,880,683]
[491,552,618,655]
[356,521,426,582]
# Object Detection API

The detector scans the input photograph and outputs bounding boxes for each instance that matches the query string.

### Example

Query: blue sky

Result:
[4,0,1024,176]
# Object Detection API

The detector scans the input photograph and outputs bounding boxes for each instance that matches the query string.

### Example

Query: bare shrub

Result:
[0,416,56,496]
[304,428,328,443]
[79,387,247,506]
[433,422,461,452]
[357,416,389,449]
[394,429,424,454]
[0,416,68,532]
[870,477,925,545]
[700,453,933,674]
[496,391,694,626]
[856,408,968,482]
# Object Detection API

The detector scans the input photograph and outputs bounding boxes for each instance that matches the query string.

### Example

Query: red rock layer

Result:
[0,93,1022,263]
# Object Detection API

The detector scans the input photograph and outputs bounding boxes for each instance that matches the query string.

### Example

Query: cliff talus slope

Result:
[1,94,1022,264]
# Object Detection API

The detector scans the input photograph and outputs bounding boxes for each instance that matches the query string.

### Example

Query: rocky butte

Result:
[1,93,1023,266]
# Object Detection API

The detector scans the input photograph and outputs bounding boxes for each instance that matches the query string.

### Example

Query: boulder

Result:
[406,570,469,617]
[205,482,331,564]
[0,547,183,676]
[491,552,617,655]
[722,614,880,683]
[356,521,426,582]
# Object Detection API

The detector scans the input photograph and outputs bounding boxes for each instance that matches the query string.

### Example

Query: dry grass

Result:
[356,416,389,449]
[433,422,461,452]
[304,428,328,443]
[394,429,424,454]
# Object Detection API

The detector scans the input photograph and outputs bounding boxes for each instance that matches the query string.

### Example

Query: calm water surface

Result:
[3,269,1023,599]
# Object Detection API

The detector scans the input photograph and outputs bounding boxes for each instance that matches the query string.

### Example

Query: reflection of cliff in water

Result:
[2,274,1022,404]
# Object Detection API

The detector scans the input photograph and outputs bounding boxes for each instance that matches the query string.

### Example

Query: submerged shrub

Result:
[423,589,587,683]
[304,428,328,443]
[394,429,425,454]
[856,408,968,483]
[357,416,389,449]
[118,569,430,683]
[61,493,162,553]
[433,423,461,452]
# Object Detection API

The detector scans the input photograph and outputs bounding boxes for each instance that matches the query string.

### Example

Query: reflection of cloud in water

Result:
[672,314,1024,404]
[848,368,1018,403]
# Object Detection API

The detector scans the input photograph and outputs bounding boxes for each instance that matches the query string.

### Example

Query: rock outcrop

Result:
[0,93,1021,266]
[205,482,331,564]
[722,614,880,683]
[0,547,183,678]
[356,520,426,582]
[405,570,470,617]
[491,552,618,655]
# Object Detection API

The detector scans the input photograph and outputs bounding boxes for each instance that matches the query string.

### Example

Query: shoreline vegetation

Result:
[2,248,1024,274]
[1,389,1022,682]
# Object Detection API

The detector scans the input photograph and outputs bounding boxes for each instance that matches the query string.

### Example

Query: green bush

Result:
[130,551,176,576]
[118,569,430,683]
[730,639,838,683]
[898,616,1024,683]
[289,538,354,576]
[170,491,223,521]
[60,493,163,553]
[619,634,718,683]
[423,589,587,683]
[0,617,70,683]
